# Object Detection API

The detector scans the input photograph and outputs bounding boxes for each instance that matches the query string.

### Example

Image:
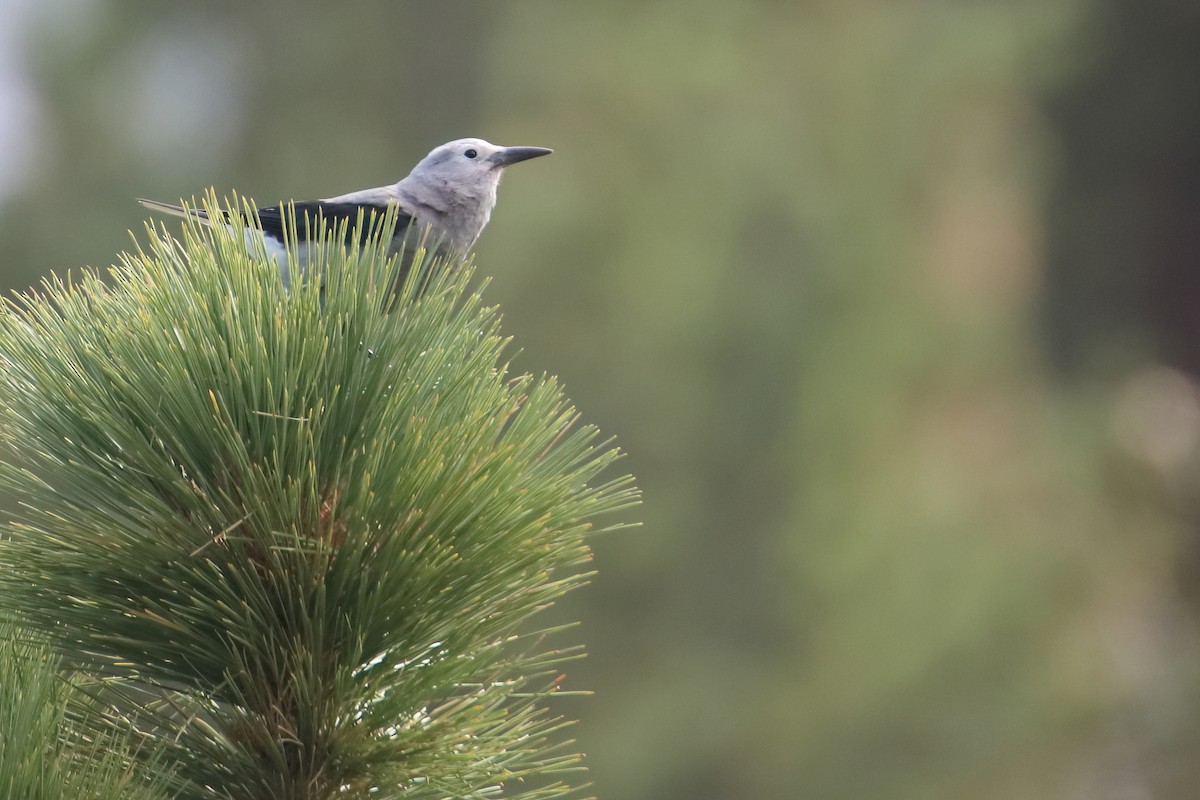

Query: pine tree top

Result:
[0,195,638,800]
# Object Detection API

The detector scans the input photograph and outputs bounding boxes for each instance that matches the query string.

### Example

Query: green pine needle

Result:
[0,193,639,800]
[0,624,171,800]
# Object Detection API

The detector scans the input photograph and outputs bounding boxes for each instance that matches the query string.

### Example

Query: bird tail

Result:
[137,198,215,225]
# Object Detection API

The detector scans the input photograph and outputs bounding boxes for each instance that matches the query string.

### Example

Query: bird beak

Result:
[489,146,553,167]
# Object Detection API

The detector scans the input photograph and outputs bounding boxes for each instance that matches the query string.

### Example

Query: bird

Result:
[138,138,552,288]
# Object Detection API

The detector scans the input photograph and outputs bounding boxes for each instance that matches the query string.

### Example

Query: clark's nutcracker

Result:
[139,138,552,287]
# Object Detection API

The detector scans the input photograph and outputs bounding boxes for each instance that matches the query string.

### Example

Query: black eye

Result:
[464,149,478,159]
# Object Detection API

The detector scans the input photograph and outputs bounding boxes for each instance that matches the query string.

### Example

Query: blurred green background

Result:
[3,1,1200,797]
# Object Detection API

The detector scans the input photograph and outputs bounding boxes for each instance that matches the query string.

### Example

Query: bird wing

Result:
[139,198,416,247]
[255,201,415,246]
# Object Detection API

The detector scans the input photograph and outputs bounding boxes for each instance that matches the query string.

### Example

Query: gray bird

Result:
[139,138,552,287]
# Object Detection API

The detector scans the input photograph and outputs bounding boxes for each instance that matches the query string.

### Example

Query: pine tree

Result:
[0,197,637,799]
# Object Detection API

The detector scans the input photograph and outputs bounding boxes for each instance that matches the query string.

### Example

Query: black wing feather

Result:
[252,201,415,246]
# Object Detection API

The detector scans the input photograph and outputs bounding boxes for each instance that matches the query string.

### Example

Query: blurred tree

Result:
[1041,0,1200,379]
[1040,1,1200,795]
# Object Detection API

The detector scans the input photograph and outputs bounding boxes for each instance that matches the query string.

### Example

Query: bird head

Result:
[406,138,552,198]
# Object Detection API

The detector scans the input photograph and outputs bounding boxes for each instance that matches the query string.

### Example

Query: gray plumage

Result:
[139,137,552,286]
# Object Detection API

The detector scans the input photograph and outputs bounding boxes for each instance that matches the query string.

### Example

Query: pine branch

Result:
[0,195,638,799]
[0,624,172,799]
